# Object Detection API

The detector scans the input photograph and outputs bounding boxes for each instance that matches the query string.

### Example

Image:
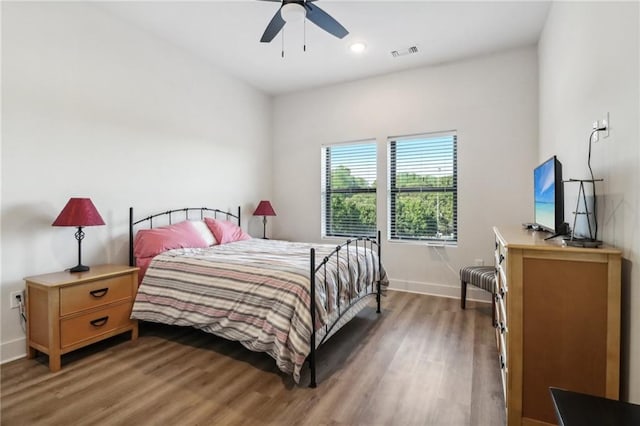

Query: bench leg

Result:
[461,280,467,309]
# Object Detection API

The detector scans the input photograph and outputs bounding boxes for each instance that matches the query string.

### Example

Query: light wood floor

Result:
[1,291,505,425]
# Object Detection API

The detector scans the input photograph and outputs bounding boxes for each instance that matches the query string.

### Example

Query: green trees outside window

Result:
[328,165,377,237]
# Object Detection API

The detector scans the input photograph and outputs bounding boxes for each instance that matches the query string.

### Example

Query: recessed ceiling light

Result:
[350,42,366,54]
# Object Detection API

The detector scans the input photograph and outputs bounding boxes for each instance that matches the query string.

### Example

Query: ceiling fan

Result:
[259,0,349,43]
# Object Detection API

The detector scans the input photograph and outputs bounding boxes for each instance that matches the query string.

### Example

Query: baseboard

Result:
[1,337,26,365]
[388,278,492,303]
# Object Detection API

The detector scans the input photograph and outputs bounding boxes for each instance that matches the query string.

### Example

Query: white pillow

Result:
[190,220,217,246]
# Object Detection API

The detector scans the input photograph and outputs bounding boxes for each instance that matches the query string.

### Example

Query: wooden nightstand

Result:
[25,264,139,372]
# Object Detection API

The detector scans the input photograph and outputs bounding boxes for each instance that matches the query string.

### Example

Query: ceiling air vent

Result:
[391,46,419,58]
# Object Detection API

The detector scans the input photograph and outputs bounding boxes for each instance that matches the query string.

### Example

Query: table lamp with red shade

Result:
[253,200,276,239]
[52,198,105,272]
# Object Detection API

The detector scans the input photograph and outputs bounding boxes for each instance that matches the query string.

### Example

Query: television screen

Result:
[533,156,563,233]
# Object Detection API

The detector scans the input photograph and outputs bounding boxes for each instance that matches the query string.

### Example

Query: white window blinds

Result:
[321,141,377,238]
[388,132,457,243]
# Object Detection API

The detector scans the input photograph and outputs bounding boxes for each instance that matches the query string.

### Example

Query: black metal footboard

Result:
[308,230,382,388]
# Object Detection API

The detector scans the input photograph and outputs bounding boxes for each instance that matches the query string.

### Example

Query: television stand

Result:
[544,232,565,240]
[543,222,570,240]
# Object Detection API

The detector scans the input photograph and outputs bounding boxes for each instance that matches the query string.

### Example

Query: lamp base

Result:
[262,215,268,239]
[69,264,90,273]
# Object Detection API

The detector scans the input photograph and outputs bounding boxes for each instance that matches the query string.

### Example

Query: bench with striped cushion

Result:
[460,265,496,324]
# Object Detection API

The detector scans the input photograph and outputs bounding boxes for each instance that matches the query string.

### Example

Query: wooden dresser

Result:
[25,265,139,372]
[493,226,621,426]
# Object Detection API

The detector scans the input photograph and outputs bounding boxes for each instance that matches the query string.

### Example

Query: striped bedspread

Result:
[131,238,388,382]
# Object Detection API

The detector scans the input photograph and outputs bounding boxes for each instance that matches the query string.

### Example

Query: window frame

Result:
[387,131,458,245]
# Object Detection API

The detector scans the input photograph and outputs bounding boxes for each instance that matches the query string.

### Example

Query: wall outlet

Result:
[593,112,610,142]
[601,112,610,138]
[474,258,485,266]
[10,290,25,309]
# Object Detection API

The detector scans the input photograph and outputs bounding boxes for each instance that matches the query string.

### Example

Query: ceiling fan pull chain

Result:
[304,18,307,52]
[281,27,285,58]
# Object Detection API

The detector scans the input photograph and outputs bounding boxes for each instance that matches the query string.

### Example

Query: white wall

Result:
[538,2,639,402]
[1,3,272,362]
[272,47,538,299]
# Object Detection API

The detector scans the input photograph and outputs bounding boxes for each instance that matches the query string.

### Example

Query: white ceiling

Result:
[101,1,551,95]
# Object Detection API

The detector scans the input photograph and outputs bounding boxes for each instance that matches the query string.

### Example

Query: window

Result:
[321,141,377,238]
[388,132,457,243]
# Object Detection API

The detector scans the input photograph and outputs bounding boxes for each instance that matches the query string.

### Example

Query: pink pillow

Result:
[134,221,208,259]
[204,217,251,244]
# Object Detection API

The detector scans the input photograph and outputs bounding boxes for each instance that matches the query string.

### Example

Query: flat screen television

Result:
[533,156,564,234]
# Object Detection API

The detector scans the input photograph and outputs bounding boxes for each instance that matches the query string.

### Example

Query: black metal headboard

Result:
[128,206,241,266]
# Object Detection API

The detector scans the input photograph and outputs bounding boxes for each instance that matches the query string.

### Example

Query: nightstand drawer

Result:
[60,274,133,316]
[60,302,133,349]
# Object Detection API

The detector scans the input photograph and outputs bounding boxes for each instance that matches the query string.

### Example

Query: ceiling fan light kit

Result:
[281,2,306,22]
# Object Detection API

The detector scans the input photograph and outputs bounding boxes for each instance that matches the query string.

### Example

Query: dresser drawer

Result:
[60,274,133,316]
[497,294,508,331]
[496,265,508,293]
[497,250,508,267]
[495,239,507,264]
[500,357,508,404]
[60,302,133,348]
[495,240,509,293]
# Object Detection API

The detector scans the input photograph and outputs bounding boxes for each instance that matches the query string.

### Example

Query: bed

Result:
[128,206,387,387]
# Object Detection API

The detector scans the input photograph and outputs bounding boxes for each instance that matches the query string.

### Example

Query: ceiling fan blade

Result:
[304,3,348,39]
[260,8,286,43]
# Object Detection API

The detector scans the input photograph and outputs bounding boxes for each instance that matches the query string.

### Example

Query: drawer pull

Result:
[89,288,109,298]
[499,254,505,264]
[90,316,109,327]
